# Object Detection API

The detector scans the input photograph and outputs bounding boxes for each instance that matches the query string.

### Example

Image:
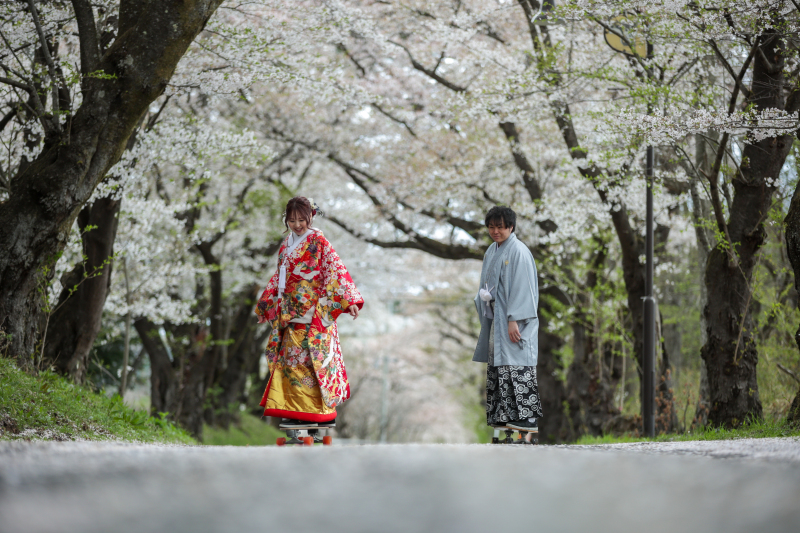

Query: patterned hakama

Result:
[485,314,543,426]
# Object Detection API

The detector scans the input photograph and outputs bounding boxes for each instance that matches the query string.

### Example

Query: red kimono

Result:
[255,229,363,422]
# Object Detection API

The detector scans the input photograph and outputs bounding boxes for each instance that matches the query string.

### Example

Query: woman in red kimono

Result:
[255,196,364,429]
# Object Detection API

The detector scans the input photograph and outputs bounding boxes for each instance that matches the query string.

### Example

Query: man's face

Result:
[487,221,512,244]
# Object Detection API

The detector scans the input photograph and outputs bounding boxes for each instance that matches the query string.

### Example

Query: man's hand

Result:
[508,320,520,343]
[347,305,360,319]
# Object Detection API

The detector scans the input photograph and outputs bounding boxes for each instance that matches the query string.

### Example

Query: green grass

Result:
[575,417,800,445]
[203,413,284,446]
[0,356,194,444]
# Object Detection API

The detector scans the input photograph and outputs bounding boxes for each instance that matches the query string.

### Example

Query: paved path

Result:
[1,438,799,533]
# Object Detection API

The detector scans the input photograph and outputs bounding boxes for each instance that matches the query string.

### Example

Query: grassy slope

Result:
[575,417,800,445]
[0,357,194,444]
[203,413,284,446]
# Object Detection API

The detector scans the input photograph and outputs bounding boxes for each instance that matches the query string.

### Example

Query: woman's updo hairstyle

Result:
[284,196,319,231]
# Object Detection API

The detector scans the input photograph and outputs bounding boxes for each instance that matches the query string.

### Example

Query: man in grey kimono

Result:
[473,206,543,433]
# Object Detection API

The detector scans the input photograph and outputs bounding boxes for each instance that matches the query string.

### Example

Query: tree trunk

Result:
[565,239,623,437]
[135,244,250,439]
[787,389,800,427]
[134,317,178,418]
[783,136,800,430]
[119,256,132,397]
[567,321,623,437]
[535,286,570,443]
[195,241,225,430]
[175,326,216,439]
[135,316,217,439]
[690,135,715,427]
[655,312,678,433]
[40,197,120,382]
[0,1,223,367]
[206,283,263,430]
[606,205,677,433]
[702,30,797,427]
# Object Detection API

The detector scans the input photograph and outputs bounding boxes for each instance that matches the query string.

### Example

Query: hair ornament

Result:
[306,197,324,217]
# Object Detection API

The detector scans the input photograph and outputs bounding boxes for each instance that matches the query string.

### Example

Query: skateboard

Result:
[491,427,538,445]
[275,424,333,446]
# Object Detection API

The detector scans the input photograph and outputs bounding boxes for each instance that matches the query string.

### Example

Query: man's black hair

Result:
[484,206,516,232]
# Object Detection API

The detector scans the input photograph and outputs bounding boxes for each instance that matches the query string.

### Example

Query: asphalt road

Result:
[1,438,799,533]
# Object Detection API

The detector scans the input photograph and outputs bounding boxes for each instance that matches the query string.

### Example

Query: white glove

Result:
[479,284,494,302]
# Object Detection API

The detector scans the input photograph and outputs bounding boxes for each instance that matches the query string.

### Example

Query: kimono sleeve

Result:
[318,238,364,323]
[503,245,538,322]
[255,244,285,322]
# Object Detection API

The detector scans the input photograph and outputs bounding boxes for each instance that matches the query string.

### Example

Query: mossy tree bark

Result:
[783,138,800,430]
[0,0,224,367]
[40,197,121,382]
[702,27,799,427]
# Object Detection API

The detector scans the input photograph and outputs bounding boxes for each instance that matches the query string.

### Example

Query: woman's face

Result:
[286,213,309,236]
[487,220,512,245]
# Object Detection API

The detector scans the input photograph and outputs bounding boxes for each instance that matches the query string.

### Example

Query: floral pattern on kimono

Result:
[256,229,363,411]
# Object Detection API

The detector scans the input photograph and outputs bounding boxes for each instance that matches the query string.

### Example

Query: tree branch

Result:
[708,38,757,102]
[466,182,504,205]
[269,127,486,247]
[592,19,655,80]
[0,44,47,126]
[328,214,482,261]
[497,121,559,233]
[0,76,32,92]
[703,131,737,267]
[755,34,782,74]
[337,43,366,76]
[0,61,32,85]
[388,40,467,93]
[145,95,172,132]
[332,162,483,259]
[26,0,61,132]
[432,307,477,343]
[498,121,543,202]
[325,153,484,238]
[666,57,700,86]
[0,107,17,133]
[697,38,759,268]
[326,153,380,184]
[371,103,417,137]
[689,176,713,257]
[517,0,545,56]
[777,362,800,385]
[415,206,484,239]
[70,0,101,75]
[244,238,283,264]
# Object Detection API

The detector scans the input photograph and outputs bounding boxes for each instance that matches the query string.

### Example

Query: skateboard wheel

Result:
[276,437,286,446]
[322,436,333,446]
[302,436,314,446]
[491,437,499,444]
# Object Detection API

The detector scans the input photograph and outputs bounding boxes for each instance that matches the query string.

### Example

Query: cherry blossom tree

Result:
[4,0,797,440]
[0,0,225,371]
